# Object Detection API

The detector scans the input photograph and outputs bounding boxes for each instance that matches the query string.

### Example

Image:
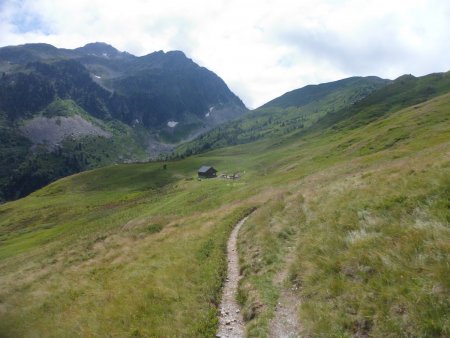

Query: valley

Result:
[0,42,246,201]
[0,70,448,337]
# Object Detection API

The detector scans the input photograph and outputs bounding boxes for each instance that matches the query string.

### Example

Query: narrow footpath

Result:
[269,248,303,338]
[269,269,302,337]
[216,216,249,338]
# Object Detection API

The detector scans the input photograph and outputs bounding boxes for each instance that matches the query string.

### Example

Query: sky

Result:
[1,0,449,108]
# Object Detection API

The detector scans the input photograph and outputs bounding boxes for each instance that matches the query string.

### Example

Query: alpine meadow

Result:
[0,68,449,336]
[1,1,450,337]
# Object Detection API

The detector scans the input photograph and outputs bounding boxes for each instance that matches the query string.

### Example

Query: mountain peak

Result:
[166,50,187,58]
[20,43,59,52]
[75,42,120,57]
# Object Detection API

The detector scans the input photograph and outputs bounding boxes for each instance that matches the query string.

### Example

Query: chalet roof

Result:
[198,166,216,173]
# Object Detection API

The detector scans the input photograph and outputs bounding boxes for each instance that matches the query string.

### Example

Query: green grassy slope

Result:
[314,71,450,132]
[176,76,389,156]
[0,91,449,336]
[237,92,450,337]
[260,76,389,109]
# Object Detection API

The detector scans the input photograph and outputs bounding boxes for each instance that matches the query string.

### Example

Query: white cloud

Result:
[1,0,449,107]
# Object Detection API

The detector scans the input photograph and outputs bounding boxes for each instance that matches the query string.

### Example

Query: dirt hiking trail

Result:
[216,216,249,338]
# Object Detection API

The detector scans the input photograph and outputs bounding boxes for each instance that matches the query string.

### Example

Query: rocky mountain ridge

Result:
[0,42,247,201]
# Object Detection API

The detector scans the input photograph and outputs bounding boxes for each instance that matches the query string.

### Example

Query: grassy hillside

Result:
[315,71,450,132]
[237,92,450,337]
[260,76,389,109]
[176,72,450,158]
[176,76,388,157]
[0,90,449,336]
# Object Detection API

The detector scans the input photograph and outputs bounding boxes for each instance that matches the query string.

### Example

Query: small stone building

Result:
[198,166,217,178]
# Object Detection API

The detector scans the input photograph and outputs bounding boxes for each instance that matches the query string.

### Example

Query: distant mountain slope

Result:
[0,42,246,129]
[0,42,246,201]
[260,76,389,109]
[177,71,450,157]
[176,76,389,156]
[312,71,450,131]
